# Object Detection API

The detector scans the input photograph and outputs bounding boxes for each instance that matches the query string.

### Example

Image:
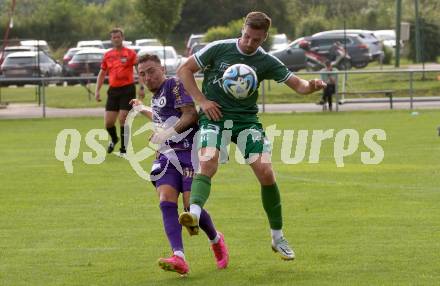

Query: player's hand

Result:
[150,128,177,144]
[308,79,327,92]
[200,99,222,121]
[130,99,142,106]
[95,91,101,102]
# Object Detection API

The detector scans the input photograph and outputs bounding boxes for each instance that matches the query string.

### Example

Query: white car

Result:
[270,34,289,51]
[19,40,50,53]
[77,40,104,49]
[138,46,185,74]
[135,38,161,47]
[373,30,404,50]
[102,40,133,49]
[1,51,62,86]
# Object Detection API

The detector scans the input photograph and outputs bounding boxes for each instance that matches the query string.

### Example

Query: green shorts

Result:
[198,117,271,161]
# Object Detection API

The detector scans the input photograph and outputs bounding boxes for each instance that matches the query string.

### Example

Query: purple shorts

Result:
[150,150,195,193]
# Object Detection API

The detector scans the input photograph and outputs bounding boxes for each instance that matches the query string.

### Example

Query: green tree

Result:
[408,18,440,62]
[296,6,329,37]
[136,0,185,45]
[103,0,144,40]
[173,0,290,42]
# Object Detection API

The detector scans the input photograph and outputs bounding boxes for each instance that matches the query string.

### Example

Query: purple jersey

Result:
[151,77,198,150]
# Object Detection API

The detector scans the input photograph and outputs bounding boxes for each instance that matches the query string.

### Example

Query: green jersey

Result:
[194,38,293,121]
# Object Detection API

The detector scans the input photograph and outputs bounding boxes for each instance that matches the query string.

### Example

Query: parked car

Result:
[0,51,62,86]
[64,48,104,84]
[19,40,50,53]
[62,47,83,75]
[185,34,204,56]
[307,34,372,68]
[188,42,208,56]
[270,34,289,51]
[270,38,306,71]
[124,45,142,54]
[135,38,161,47]
[77,40,104,49]
[0,46,37,66]
[102,40,133,49]
[373,30,404,50]
[272,33,372,70]
[138,46,185,74]
[313,30,383,61]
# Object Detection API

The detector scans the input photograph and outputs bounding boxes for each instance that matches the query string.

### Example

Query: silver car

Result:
[138,46,185,74]
[1,51,62,86]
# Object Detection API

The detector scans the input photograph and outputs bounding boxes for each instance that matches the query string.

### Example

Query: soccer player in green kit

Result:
[177,11,326,260]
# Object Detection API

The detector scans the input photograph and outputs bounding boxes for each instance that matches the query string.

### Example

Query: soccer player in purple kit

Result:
[130,54,228,276]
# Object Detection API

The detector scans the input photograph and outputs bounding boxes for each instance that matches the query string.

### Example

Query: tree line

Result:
[1,0,439,61]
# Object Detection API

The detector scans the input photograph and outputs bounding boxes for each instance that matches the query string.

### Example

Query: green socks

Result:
[261,183,283,230]
[190,174,211,208]
[190,175,282,230]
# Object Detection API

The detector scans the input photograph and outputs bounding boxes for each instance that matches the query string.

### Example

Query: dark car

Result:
[308,34,371,68]
[313,30,384,61]
[0,51,62,86]
[188,42,208,56]
[62,47,83,75]
[270,38,307,71]
[272,34,372,71]
[65,48,104,84]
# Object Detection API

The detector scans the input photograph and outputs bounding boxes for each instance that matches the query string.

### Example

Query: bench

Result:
[338,90,395,109]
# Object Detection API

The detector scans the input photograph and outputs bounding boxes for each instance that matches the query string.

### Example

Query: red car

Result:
[65,48,104,84]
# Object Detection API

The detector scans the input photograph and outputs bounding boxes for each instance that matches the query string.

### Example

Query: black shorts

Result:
[323,83,335,98]
[106,84,136,111]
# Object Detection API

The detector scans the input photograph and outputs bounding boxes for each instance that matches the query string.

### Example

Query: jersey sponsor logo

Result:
[152,91,167,108]
[120,57,127,63]
[219,62,231,72]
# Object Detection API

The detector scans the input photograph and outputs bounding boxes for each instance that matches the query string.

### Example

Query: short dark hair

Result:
[138,53,161,65]
[244,12,271,32]
[110,27,124,37]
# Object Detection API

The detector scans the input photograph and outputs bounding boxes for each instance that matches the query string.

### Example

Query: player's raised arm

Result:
[174,105,198,134]
[285,75,327,95]
[129,99,152,120]
[177,56,222,121]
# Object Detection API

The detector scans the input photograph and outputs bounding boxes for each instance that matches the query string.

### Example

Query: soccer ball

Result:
[222,64,258,100]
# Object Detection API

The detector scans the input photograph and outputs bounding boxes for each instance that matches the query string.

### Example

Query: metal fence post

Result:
[261,80,265,113]
[409,71,414,109]
[42,79,46,118]
[335,72,339,112]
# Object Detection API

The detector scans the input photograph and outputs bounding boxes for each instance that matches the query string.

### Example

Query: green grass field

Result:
[1,110,440,285]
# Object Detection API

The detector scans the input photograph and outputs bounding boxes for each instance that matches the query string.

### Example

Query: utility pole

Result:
[0,0,17,63]
[414,0,422,63]
[395,0,402,68]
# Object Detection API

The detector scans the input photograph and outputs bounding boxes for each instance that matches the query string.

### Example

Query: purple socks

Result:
[159,201,183,252]
[160,201,218,252]
[199,209,218,241]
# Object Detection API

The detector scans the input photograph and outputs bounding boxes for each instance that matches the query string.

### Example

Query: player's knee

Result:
[199,159,218,178]
[257,166,275,185]
[159,193,178,203]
